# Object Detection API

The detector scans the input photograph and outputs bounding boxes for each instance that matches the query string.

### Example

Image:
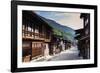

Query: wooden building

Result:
[39,16,73,55]
[22,11,52,62]
[75,13,90,59]
[22,10,74,62]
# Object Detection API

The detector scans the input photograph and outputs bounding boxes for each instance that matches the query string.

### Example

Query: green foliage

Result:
[52,28,74,42]
[53,29,62,36]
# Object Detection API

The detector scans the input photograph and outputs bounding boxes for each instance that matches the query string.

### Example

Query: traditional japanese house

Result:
[50,35,64,55]
[22,11,52,62]
[75,13,90,59]
[22,10,76,62]
[39,16,74,55]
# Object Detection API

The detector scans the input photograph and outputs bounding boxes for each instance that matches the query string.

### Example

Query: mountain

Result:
[37,14,75,42]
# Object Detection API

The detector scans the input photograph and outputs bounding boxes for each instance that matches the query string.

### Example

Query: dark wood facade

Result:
[49,35,71,55]
[22,11,52,62]
[75,13,90,59]
[22,10,74,62]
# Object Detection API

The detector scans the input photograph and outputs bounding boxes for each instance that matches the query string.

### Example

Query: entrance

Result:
[32,42,44,59]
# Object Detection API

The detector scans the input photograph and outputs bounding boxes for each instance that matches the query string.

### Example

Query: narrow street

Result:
[48,46,83,61]
[22,11,90,63]
[33,46,83,62]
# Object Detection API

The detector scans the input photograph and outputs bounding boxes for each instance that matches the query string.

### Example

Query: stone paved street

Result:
[48,46,83,61]
[32,46,83,62]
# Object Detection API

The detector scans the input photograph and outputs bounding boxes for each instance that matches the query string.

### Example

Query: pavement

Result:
[48,47,83,61]
[32,46,83,62]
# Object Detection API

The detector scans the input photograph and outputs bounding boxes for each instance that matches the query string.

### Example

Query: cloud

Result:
[35,11,83,30]
[56,13,83,30]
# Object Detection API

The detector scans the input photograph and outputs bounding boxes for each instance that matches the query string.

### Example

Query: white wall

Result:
[0,0,99,73]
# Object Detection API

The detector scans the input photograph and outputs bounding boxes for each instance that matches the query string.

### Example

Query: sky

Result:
[35,11,83,30]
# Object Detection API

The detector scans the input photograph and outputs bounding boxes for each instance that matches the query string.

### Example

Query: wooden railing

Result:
[22,30,51,41]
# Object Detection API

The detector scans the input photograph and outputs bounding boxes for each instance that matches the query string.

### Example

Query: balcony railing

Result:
[22,30,51,41]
